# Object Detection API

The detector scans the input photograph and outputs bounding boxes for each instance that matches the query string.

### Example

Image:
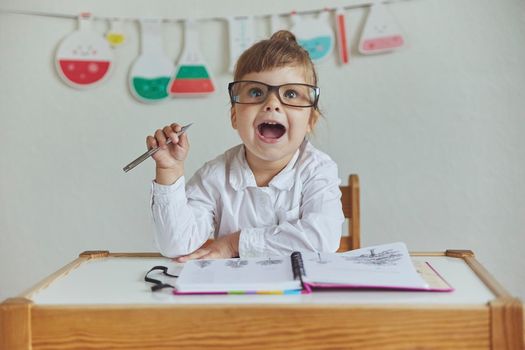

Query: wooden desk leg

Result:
[490,297,523,350]
[0,298,32,350]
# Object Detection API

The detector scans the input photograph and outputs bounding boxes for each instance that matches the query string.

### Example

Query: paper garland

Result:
[51,5,406,99]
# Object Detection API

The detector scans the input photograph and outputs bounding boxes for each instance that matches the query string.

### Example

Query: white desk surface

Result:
[28,255,496,306]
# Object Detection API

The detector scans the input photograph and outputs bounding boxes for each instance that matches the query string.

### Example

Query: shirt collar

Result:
[229,141,305,191]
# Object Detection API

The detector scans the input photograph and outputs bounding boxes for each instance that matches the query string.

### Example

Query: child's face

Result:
[231,66,315,169]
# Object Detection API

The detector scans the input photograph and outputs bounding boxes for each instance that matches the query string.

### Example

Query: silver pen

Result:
[123,123,192,173]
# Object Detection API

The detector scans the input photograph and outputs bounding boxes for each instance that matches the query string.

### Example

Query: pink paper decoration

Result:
[359,3,405,54]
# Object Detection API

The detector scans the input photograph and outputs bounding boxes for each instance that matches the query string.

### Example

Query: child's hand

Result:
[147,123,189,185]
[174,231,240,263]
[146,123,189,170]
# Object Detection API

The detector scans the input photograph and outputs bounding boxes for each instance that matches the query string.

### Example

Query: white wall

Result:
[1,0,524,301]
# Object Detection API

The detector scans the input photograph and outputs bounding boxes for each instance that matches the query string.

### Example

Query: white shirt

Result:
[150,140,344,258]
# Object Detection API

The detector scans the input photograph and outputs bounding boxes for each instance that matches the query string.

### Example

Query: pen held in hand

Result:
[123,123,192,173]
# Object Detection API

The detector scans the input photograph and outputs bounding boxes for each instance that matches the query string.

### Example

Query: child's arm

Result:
[150,176,216,258]
[148,123,213,257]
[174,231,240,262]
[150,158,222,258]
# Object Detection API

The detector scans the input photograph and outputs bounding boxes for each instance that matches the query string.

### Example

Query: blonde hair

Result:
[233,30,321,127]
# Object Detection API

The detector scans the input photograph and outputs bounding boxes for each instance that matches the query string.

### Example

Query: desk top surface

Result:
[25,254,496,306]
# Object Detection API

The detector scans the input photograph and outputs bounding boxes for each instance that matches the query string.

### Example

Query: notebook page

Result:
[174,256,301,292]
[302,242,429,289]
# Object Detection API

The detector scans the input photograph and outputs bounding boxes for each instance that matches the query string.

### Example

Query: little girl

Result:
[147,30,344,261]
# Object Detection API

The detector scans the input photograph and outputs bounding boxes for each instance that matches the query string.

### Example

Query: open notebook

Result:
[171,242,453,295]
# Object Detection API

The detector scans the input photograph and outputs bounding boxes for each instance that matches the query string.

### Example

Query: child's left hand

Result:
[174,231,240,263]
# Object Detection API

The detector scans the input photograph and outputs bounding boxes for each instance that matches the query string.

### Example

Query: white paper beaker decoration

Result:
[227,16,256,73]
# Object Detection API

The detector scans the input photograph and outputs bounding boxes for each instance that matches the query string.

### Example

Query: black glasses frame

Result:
[228,80,320,108]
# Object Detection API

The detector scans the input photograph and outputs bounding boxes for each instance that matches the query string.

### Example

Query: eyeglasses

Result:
[228,81,320,108]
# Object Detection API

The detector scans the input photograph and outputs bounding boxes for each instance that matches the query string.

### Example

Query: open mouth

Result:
[257,122,286,140]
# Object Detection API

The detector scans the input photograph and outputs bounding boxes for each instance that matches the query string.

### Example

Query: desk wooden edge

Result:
[0,297,32,350]
[1,250,523,350]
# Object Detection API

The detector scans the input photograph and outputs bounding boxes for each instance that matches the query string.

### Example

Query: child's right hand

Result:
[146,123,189,171]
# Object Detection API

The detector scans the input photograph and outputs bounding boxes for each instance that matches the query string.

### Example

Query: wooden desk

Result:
[1,249,523,350]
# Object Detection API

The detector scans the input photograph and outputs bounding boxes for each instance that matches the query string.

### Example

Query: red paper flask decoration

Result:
[55,13,114,88]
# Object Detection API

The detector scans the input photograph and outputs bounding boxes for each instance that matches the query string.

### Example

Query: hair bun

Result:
[270,30,298,43]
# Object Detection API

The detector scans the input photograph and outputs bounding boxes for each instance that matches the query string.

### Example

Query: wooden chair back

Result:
[338,174,360,252]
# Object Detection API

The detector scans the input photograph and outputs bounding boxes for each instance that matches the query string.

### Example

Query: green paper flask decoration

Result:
[129,19,173,103]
